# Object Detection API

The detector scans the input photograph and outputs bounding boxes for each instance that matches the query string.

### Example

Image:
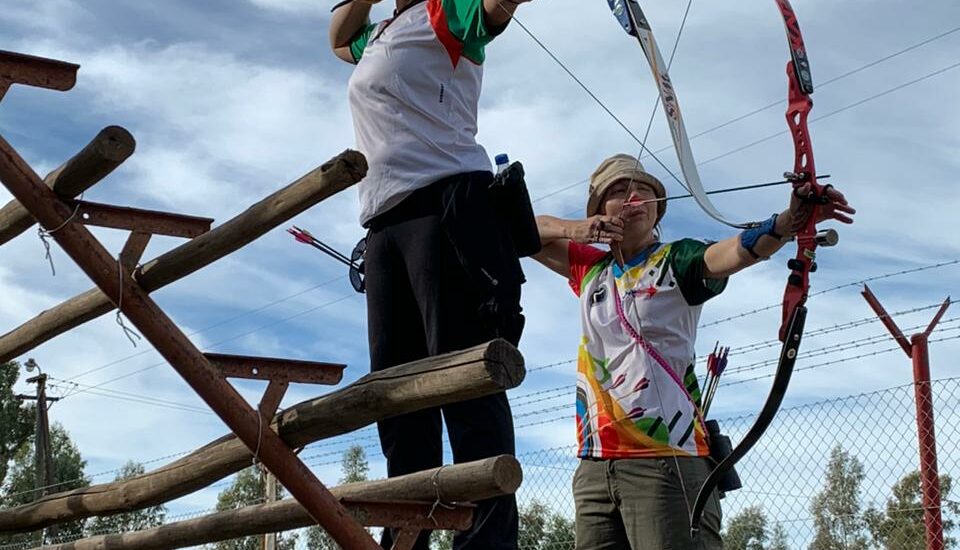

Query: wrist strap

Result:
[739,213,781,259]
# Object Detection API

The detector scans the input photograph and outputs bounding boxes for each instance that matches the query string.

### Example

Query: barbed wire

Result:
[700,262,959,328]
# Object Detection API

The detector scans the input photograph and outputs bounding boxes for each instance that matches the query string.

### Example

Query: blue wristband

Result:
[739,214,781,259]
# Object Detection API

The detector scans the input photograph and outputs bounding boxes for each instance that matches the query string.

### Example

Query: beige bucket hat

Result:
[586,153,666,223]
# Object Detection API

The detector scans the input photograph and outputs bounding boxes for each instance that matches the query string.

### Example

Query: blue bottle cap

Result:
[495,154,509,165]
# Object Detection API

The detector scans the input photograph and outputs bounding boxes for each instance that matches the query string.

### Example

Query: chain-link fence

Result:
[3,379,958,550]
[516,378,960,549]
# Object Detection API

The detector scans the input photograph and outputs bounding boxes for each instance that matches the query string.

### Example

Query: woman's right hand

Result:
[570,215,624,245]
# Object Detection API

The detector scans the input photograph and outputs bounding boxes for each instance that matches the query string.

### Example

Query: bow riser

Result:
[779,57,822,341]
[689,0,827,536]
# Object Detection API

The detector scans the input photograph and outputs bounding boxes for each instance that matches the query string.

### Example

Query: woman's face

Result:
[601,179,659,236]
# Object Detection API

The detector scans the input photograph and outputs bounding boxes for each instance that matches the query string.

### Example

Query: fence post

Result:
[861,285,949,550]
[911,332,945,550]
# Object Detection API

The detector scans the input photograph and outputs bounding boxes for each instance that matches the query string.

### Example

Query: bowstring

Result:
[621,0,701,526]
[500,0,706,528]
[499,5,686,191]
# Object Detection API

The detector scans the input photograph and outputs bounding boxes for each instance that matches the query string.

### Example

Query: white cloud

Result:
[3,0,959,536]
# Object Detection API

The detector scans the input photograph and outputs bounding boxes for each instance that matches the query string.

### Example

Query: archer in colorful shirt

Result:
[533,154,854,549]
[330,0,532,549]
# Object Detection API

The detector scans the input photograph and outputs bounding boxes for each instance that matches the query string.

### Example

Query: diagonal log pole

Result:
[0,135,379,549]
[35,456,521,550]
[0,148,366,362]
[0,126,136,246]
[0,339,523,533]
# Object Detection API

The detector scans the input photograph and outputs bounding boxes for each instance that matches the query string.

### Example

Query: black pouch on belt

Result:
[705,419,743,498]
[489,161,542,258]
[440,172,526,346]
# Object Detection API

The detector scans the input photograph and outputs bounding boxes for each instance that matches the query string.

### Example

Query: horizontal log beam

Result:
[0,340,524,533]
[0,149,366,362]
[0,126,136,246]
[37,455,520,550]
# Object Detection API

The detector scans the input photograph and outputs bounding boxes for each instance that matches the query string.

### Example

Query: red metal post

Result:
[861,286,949,550]
[912,333,945,550]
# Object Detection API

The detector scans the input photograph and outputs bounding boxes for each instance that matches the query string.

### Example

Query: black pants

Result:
[365,172,521,550]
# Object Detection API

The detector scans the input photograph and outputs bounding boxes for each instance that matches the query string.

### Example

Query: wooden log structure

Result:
[0,125,135,246]
[34,456,522,550]
[0,340,524,533]
[0,149,367,363]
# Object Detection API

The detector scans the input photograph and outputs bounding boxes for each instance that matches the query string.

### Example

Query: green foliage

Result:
[809,445,869,550]
[431,528,454,550]
[0,361,35,488]
[865,470,958,549]
[517,500,574,550]
[211,466,296,550]
[722,505,789,550]
[305,445,372,550]
[724,505,769,550]
[339,445,369,484]
[540,513,575,550]
[87,462,166,535]
[0,422,90,547]
[767,522,789,550]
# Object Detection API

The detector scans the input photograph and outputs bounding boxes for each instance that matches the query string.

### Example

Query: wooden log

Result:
[0,126,135,246]
[0,340,524,533]
[36,456,521,550]
[0,149,366,362]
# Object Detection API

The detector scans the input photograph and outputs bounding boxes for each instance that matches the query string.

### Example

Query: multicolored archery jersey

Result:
[568,239,726,458]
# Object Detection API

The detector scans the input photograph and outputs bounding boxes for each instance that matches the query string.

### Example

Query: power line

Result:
[529,24,960,206]
[57,292,357,399]
[695,58,960,168]
[64,275,345,383]
[47,378,213,415]
[640,24,960,161]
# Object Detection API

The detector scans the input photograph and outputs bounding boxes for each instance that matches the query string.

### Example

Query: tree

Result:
[865,470,959,549]
[809,445,869,550]
[431,528,454,550]
[724,505,769,550]
[211,465,297,550]
[516,500,574,550]
[0,422,90,547]
[540,513,575,550]
[0,361,35,488]
[768,522,789,550]
[305,445,371,550]
[518,500,548,549]
[87,461,166,535]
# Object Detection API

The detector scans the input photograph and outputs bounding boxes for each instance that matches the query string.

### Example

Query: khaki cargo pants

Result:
[573,457,723,550]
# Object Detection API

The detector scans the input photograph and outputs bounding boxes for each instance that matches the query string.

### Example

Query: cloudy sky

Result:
[2,0,959,542]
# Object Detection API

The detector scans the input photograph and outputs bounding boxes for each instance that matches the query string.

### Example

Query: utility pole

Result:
[262,467,277,550]
[16,358,61,541]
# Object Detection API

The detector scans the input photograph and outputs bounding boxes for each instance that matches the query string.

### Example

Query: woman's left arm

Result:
[483,0,532,31]
[703,182,856,279]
